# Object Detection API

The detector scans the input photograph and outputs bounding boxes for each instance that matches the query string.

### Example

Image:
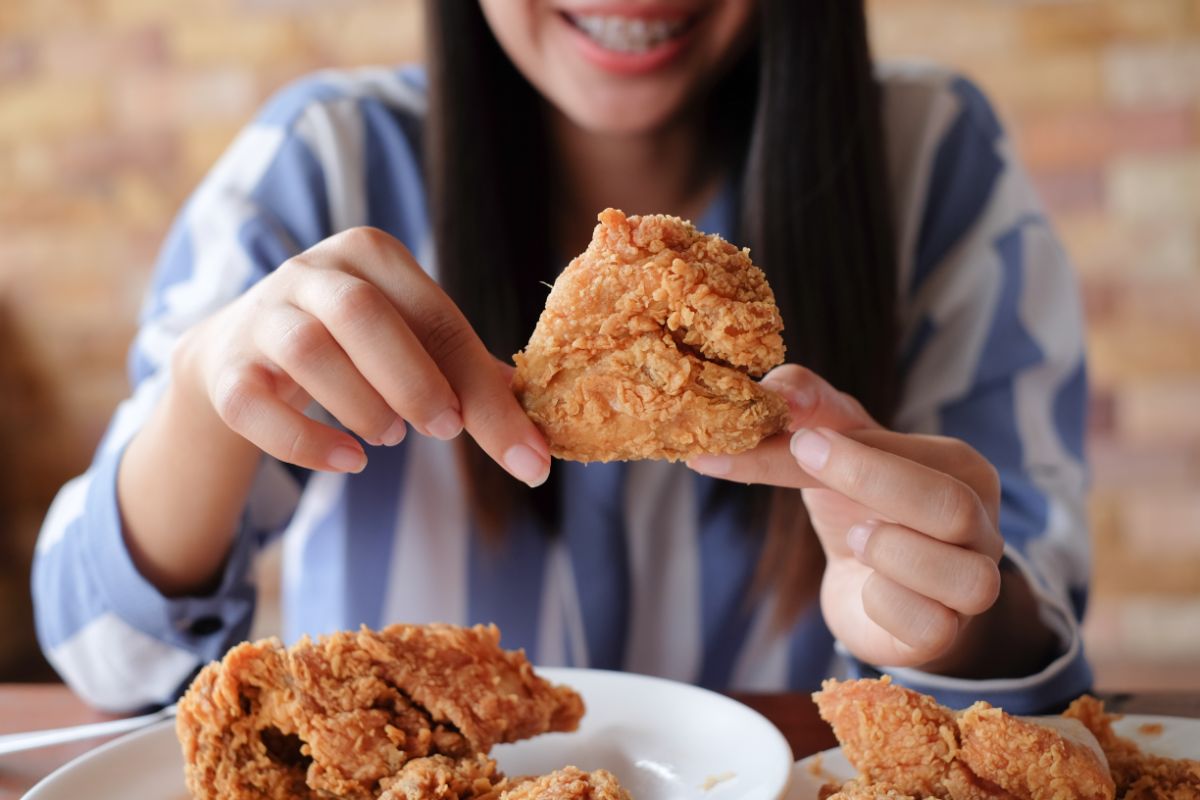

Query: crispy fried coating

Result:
[513,208,788,462]
[822,779,940,800]
[377,754,503,800]
[814,678,961,798]
[957,702,1114,800]
[499,766,633,800]
[1064,695,1200,799]
[176,623,584,800]
[814,678,1119,800]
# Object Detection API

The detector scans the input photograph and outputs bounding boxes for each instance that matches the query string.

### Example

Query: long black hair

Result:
[425,1,898,620]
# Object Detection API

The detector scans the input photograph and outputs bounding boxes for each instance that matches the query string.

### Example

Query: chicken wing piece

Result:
[499,766,633,800]
[513,208,789,462]
[177,623,584,800]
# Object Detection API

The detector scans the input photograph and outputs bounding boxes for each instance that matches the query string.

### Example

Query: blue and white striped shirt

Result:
[33,62,1094,714]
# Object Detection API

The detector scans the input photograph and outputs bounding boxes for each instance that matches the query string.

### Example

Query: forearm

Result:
[117,338,261,597]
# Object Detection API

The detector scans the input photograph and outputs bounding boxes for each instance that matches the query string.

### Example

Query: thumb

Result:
[760,364,879,432]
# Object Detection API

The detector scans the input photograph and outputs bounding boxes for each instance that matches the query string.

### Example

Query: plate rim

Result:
[522,666,796,799]
[24,716,179,799]
[537,666,794,748]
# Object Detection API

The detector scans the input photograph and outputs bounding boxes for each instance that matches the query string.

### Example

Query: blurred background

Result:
[1,0,1198,688]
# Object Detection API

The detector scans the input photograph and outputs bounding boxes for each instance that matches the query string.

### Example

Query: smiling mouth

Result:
[561,11,698,54]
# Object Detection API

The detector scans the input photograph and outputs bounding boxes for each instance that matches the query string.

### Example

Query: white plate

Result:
[785,714,1200,800]
[494,668,793,800]
[25,667,793,800]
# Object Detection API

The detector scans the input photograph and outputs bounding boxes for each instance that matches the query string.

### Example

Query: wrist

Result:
[169,325,219,425]
[916,559,1059,680]
[117,328,262,597]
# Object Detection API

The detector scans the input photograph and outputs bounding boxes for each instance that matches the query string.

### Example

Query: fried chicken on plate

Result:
[513,208,789,462]
[812,677,960,799]
[814,678,1116,800]
[956,702,1115,800]
[177,623,584,800]
[499,766,633,800]
[822,781,939,800]
[1065,695,1200,799]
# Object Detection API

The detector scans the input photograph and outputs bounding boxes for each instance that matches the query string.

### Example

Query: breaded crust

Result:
[513,208,788,462]
[176,623,583,800]
[499,766,633,800]
[814,678,1121,800]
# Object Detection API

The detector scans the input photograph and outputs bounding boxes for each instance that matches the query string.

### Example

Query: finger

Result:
[791,427,1001,558]
[493,358,516,382]
[255,306,406,446]
[801,487,880,557]
[685,426,980,494]
[840,429,1001,519]
[212,363,367,473]
[689,363,882,483]
[289,271,462,440]
[760,364,879,432]
[404,295,551,486]
[690,426,1001,544]
[848,520,1002,616]
[307,228,550,486]
[861,571,960,661]
[686,432,823,489]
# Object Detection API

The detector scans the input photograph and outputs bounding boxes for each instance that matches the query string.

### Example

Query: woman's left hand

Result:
[687,365,1005,670]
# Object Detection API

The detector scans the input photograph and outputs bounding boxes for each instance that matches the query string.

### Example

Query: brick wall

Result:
[868,0,1200,690]
[1,0,1197,688]
[0,0,427,680]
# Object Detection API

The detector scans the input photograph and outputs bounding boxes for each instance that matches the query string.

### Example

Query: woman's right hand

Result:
[173,226,551,487]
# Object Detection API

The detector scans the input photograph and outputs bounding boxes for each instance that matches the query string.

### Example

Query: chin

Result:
[554,82,695,136]
[564,105,682,136]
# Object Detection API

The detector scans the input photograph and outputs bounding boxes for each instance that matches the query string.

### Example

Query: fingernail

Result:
[687,455,731,476]
[504,443,550,487]
[426,408,463,441]
[847,522,876,558]
[381,417,407,447]
[329,446,367,473]
[791,428,831,471]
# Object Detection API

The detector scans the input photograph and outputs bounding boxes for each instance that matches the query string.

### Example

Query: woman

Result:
[34,0,1091,714]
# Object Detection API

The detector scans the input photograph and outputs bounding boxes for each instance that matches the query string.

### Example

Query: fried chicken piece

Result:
[377,754,504,800]
[177,623,584,800]
[1064,696,1200,799]
[513,208,789,462]
[1123,776,1200,800]
[822,779,939,800]
[940,762,1019,800]
[814,678,961,798]
[499,767,633,800]
[957,702,1114,800]
[814,679,1117,800]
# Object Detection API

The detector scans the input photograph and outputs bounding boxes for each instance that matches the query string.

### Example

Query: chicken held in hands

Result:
[513,208,789,463]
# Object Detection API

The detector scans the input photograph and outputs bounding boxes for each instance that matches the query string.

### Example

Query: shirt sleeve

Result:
[30,78,341,712]
[846,75,1093,714]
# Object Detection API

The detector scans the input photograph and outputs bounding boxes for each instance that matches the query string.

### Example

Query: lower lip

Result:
[559,16,695,76]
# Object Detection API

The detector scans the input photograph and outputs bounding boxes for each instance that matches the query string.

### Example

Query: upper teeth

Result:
[570,14,688,53]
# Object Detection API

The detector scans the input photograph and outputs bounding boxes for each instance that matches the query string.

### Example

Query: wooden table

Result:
[0,685,121,799]
[1,684,1197,799]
